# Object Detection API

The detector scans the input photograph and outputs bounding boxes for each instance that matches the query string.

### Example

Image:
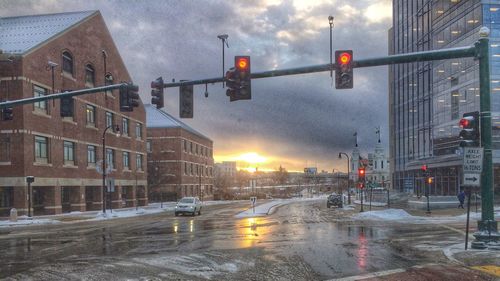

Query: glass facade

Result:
[389,0,500,195]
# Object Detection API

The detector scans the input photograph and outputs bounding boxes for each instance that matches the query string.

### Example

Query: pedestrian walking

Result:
[457,190,465,209]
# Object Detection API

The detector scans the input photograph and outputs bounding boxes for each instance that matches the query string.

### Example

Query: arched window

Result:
[85,64,95,86]
[62,51,73,75]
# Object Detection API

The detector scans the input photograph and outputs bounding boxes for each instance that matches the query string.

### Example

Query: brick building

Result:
[0,11,147,216]
[146,105,214,201]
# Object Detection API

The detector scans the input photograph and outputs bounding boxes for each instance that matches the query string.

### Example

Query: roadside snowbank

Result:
[235,197,326,218]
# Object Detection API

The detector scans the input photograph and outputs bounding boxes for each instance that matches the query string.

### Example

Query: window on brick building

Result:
[0,136,10,162]
[183,140,187,152]
[147,140,152,153]
[86,105,96,126]
[105,111,114,128]
[135,123,142,139]
[106,148,115,169]
[136,154,143,171]
[87,145,96,166]
[85,64,95,87]
[34,136,49,163]
[184,162,188,175]
[122,118,129,136]
[105,73,114,96]
[62,51,73,76]
[34,85,48,114]
[123,151,130,169]
[63,141,76,165]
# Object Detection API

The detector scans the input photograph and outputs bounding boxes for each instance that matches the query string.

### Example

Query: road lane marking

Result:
[326,268,406,281]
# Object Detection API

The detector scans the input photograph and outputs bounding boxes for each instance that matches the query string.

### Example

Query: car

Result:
[174,197,202,216]
[327,193,343,208]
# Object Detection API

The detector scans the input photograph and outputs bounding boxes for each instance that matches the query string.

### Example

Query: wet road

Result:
[0,200,491,280]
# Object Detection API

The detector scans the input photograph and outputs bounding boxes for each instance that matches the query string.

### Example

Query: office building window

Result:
[85,64,95,86]
[63,141,75,165]
[87,145,96,166]
[0,136,10,162]
[106,148,115,169]
[34,136,48,163]
[135,123,142,139]
[105,73,114,95]
[147,140,152,152]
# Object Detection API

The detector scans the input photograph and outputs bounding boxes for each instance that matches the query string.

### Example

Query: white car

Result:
[174,197,202,216]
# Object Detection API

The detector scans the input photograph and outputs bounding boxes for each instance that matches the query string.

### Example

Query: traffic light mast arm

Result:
[160,45,475,89]
[0,83,130,109]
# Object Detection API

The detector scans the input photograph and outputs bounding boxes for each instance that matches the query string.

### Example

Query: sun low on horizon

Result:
[215,152,271,172]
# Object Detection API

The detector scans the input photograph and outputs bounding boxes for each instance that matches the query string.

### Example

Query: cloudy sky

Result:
[0,0,392,172]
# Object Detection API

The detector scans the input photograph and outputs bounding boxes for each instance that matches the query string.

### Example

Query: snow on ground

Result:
[353,207,500,224]
[353,200,387,207]
[235,196,325,218]
[0,216,60,227]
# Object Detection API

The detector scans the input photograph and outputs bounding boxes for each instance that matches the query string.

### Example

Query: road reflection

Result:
[357,228,367,269]
[237,217,262,248]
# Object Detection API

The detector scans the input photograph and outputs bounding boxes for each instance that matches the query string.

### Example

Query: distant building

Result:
[0,11,147,217]
[145,105,214,201]
[215,161,237,185]
[351,143,391,188]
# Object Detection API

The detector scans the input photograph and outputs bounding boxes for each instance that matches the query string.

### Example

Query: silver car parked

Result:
[174,197,202,216]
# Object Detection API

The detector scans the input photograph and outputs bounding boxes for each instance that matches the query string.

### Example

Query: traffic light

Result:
[335,50,353,89]
[179,83,193,118]
[119,83,140,112]
[151,77,164,109]
[225,56,251,102]
[358,167,366,181]
[2,107,13,120]
[60,96,74,117]
[459,111,480,147]
[427,177,434,184]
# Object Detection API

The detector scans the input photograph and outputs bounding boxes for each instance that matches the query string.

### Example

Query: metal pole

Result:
[329,16,333,78]
[426,183,431,214]
[465,188,472,250]
[28,182,31,218]
[360,188,364,212]
[222,39,225,88]
[473,35,500,241]
[102,131,107,214]
[369,183,373,211]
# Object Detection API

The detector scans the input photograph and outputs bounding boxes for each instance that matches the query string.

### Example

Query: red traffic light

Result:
[236,57,249,71]
[421,165,427,172]
[358,167,365,176]
[459,118,470,128]
[338,52,351,65]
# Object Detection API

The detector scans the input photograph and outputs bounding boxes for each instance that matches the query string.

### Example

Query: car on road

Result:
[175,197,202,216]
[327,193,343,208]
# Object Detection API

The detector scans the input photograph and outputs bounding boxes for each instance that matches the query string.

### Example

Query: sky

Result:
[0,0,393,173]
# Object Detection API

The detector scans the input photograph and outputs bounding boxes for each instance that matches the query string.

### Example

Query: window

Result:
[123,151,130,169]
[63,141,75,165]
[106,148,115,169]
[196,144,199,155]
[34,136,48,163]
[87,145,96,166]
[183,140,187,152]
[147,140,152,152]
[0,136,10,162]
[190,142,193,153]
[184,162,188,175]
[34,85,48,114]
[85,64,95,86]
[86,105,96,126]
[190,163,193,175]
[105,111,114,128]
[122,118,129,136]
[105,73,114,95]
[136,123,142,139]
[136,154,143,171]
[62,51,73,75]
[451,90,460,120]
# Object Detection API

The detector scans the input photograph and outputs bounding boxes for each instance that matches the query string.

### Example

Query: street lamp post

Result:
[338,152,351,204]
[102,124,119,215]
[217,34,229,88]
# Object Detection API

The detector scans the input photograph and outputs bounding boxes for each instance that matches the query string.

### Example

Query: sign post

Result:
[250,196,256,214]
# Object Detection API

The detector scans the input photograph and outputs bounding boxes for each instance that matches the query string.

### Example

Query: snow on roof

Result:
[145,104,212,142]
[0,10,97,54]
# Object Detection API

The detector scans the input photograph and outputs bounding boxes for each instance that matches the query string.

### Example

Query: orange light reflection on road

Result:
[237,217,261,248]
[357,228,367,269]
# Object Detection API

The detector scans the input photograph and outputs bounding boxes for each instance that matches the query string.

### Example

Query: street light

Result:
[102,124,120,215]
[338,152,351,204]
[217,34,229,88]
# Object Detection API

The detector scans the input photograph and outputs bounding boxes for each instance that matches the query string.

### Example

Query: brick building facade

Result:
[146,105,214,201]
[0,11,147,216]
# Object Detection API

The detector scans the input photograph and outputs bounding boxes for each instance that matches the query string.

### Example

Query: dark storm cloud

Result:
[0,0,392,171]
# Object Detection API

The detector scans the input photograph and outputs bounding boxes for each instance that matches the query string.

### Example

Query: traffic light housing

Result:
[2,107,13,120]
[119,83,140,112]
[335,50,353,89]
[151,77,164,109]
[226,56,251,102]
[60,96,74,117]
[459,111,480,147]
[179,83,193,118]
[427,177,434,184]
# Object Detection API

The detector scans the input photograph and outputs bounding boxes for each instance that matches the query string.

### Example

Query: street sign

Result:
[463,173,480,186]
[250,196,256,205]
[463,147,484,173]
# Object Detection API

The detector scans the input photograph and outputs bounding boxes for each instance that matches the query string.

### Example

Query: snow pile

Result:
[235,197,325,218]
[90,207,170,221]
[0,217,59,227]
[354,209,415,221]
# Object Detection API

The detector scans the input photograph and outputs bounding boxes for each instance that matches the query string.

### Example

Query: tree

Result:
[272,165,289,185]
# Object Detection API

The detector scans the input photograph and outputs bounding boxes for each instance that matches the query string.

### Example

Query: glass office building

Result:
[390,0,500,195]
